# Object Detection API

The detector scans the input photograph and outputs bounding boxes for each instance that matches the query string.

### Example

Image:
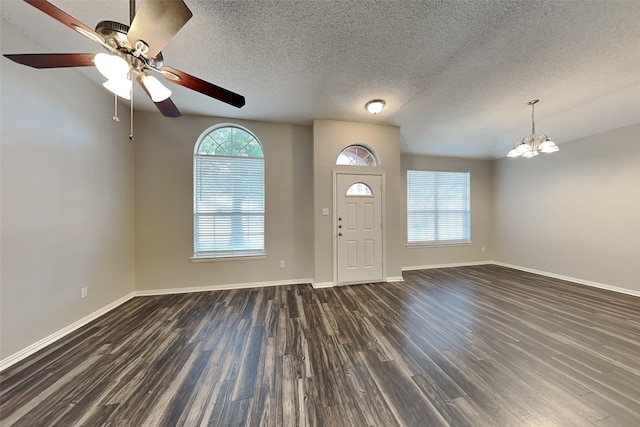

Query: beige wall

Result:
[401,155,493,269]
[134,113,314,291]
[313,120,403,285]
[1,21,135,360]
[492,123,640,292]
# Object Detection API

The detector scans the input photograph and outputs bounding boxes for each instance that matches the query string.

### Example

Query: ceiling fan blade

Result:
[24,0,105,44]
[151,98,182,118]
[136,76,182,118]
[127,0,193,59]
[3,53,95,69]
[160,66,246,109]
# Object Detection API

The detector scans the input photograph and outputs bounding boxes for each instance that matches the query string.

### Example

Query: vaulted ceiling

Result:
[2,0,639,158]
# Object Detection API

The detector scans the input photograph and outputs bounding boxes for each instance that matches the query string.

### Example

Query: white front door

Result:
[336,173,383,285]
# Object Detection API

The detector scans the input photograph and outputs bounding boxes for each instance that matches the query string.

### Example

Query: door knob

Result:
[338,225,342,229]
[338,232,343,237]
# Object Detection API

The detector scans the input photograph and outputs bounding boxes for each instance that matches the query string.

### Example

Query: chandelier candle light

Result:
[507,99,559,158]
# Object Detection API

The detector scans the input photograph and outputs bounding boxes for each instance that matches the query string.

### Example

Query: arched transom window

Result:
[336,144,377,166]
[193,125,265,258]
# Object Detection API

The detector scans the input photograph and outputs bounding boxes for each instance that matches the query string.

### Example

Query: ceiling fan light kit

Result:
[94,52,129,81]
[103,78,133,100]
[507,99,559,158]
[141,75,172,102]
[3,0,246,137]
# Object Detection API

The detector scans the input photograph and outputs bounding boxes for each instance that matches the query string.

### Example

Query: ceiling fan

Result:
[3,0,245,125]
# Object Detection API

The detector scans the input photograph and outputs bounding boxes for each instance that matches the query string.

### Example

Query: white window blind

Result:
[193,126,264,258]
[407,170,470,244]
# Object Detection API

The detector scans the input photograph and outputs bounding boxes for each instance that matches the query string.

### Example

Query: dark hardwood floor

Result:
[1,265,640,426]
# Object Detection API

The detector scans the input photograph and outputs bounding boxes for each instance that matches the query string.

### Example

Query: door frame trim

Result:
[333,171,386,286]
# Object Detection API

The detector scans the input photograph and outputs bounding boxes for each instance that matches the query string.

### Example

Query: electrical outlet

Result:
[81,287,88,298]
[280,260,286,268]
[481,246,486,253]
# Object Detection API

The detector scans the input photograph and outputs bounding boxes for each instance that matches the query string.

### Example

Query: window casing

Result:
[407,170,470,245]
[193,125,265,258]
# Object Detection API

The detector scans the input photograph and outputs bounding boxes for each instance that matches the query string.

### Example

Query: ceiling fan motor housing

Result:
[95,20,164,69]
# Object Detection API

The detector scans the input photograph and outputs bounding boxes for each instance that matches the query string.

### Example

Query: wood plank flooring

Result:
[1,265,640,426]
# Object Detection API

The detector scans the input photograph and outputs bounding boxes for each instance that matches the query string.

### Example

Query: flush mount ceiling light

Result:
[365,99,386,114]
[507,99,559,158]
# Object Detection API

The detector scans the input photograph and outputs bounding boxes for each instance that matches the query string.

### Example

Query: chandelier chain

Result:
[527,98,539,136]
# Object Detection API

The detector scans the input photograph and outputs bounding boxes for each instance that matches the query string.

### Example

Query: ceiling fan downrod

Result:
[130,0,136,25]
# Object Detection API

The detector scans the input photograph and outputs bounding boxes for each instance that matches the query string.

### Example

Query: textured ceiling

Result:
[2,0,640,158]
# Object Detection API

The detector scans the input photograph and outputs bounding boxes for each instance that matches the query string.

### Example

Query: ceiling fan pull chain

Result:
[129,80,134,141]
[112,93,120,122]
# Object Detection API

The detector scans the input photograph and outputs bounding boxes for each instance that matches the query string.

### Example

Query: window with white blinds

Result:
[193,125,264,258]
[407,170,470,244]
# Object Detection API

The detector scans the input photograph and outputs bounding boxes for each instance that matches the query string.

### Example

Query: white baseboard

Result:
[402,261,491,272]
[134,278,314,297]
[491,261,640,298]
[312,281,335,289]
[0,292,135,372]
[402,260,640,298]
[314,277,404,287]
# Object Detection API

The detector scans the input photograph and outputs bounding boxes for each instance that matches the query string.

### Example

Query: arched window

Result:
[336,144,378,166]
[193,125,264,258]
[346,182,374,196]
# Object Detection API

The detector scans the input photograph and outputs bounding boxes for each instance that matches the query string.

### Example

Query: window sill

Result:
[190,253,267,263]
[406,241,472,248]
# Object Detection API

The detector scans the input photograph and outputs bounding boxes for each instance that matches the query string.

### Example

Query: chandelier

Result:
[507,99,559,158]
